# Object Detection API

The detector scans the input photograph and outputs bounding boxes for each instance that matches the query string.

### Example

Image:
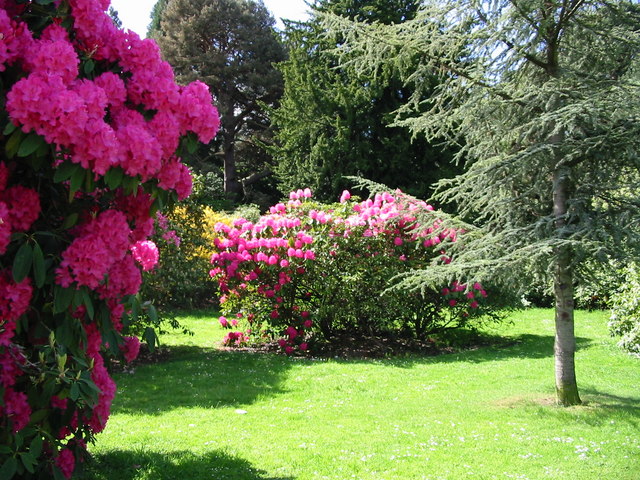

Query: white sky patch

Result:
[109,0,311,37]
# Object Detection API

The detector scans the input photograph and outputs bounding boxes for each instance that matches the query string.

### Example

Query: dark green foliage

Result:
[153,0,286,203]
[270,0,459,203]
[609,265,640,355]
[321,0,640,405]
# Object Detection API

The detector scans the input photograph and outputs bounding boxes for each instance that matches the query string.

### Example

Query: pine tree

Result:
[153,0,286,201]
[322,0,640,405]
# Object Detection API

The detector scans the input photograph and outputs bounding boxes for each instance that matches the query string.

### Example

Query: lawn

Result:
[78,309,639,480]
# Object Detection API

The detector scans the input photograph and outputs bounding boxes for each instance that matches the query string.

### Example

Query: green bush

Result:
[609,265,640,355]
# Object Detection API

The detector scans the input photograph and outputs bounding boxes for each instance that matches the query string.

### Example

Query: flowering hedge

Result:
[211,189,491,354]
[0,1,219,478]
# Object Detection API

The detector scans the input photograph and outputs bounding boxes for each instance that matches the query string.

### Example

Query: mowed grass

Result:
[79,309,639,480]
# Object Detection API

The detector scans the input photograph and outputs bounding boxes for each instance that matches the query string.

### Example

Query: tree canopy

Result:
[269,0,459,202]
[153,0,286,202]
[321,0,640,405]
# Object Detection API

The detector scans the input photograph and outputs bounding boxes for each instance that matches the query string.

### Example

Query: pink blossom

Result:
[340,190,351,203]
[2,388,31,432]
[1,185,40,232]
[219,316,229,328]
[470,301,479,309]
[55,448,75,479]
[299,343,308,351]
[285,326,298,339]
[393,236,403,246]
[0,272,32,345]
[120,336,141,363]
[131,240,159,271]
[449,299,457,307]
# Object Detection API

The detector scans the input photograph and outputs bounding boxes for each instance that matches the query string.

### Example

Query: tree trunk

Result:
[552,166,581,406]
[223,131,242,201]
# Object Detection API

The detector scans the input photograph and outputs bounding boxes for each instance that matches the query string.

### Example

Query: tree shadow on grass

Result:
[79,448,294,480]
[112,346,294,415]
[328,333,592,368]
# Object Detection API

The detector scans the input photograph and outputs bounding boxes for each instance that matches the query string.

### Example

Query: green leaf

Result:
[82,289,94,320]
[0,457,17,480]
[53,162,79,183]
[69,167,85,197]
[12,243,33,283]
[143,327,158,353]
[19,453,35,474]
[186,132,198,154]
[32,242,45,288]
[52,465,67,480]
[2,122,16,136]
[78,379,100,406]
[147,304,158,325]
[5,130,23,159]
[69,382,80,401]
[35,0,56,4]
[17,133,44,158]
[83,59,95,76]
[27,409,49,426]
[53,286,75,314]
[61,212,78,230]
[105,167,124,190]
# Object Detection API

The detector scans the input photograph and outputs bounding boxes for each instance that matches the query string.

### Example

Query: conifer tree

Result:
[153,0,286,201]
[270,0,458,202]
[322,0,640,405]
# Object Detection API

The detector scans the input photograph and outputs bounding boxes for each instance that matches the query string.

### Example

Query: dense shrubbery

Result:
[0,1,218,478]
[211,189,497,353]
[609,265,640,355]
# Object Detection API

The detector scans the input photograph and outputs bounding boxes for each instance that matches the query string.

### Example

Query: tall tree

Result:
[322,0,640,405]
[270,0,458,202]
[153,0,286,201]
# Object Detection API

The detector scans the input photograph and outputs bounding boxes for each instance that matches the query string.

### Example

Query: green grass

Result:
[79,309,639,480]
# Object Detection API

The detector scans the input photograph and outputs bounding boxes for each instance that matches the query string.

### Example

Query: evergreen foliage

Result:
[152,0,286,202]
[269,0,459,203]
[321,0,640,405]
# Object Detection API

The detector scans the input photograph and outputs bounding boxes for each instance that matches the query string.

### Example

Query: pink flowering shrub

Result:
[0,1,219,478]
[211,189,493,354]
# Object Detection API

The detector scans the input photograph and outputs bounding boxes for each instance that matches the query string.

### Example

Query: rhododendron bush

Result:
[211,189,494,354]
[0,1,219,478]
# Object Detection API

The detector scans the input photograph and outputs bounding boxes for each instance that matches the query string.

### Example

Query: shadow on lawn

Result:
[113,346,294,415]
[80,448,294,480]
[336,333,592,368]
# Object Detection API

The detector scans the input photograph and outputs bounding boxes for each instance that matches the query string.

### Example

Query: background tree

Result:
[153,0,286,203]
[322,0,640,405]
[269,0,459,202]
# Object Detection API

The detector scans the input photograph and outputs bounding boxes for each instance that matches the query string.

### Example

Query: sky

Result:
[109,0,311,37]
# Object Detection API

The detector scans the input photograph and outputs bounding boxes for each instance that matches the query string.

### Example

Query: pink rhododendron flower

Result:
[219,316,229,328]
[120,336,141,363]
[1,184,40,232]
[340,190,351,203]
[55,448,75,479]
[131,240,159,271]
[1,388,31,432]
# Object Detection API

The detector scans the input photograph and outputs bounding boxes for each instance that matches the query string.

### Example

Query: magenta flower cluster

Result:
[211,189,486,354]
[0,1,219,477]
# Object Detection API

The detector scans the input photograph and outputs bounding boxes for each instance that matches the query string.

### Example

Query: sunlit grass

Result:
[79,309,639,480]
